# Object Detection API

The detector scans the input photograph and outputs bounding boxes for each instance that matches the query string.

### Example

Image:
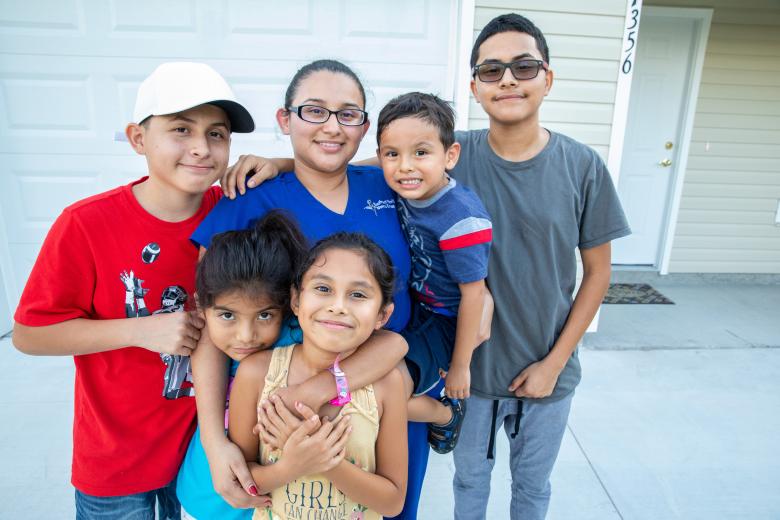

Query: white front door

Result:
[612,12,698,265]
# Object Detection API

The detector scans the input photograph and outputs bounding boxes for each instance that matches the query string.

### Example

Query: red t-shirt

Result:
[14,178,221,496]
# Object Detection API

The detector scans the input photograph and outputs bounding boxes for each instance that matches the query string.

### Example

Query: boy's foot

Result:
[427,396,466,454]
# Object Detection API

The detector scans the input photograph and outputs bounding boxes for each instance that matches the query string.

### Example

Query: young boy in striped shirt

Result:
[376,92,493,454]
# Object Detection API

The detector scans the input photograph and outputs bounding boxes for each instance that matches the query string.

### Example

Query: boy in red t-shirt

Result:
[12,62,255,519]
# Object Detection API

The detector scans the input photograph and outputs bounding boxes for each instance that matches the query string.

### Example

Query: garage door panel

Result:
[108,0,198,33]
[1,72,96,135]
[343,1,427,38]
[227,0,315,35]
[336,0,449,62]
[0,0,83,33]
[1,57,450,156]
[10,243,44,306]
[0,56,140,154]
[1,155,147,243]
[1,1,450,65]
[3,169,101,242]
[16,173,100,226]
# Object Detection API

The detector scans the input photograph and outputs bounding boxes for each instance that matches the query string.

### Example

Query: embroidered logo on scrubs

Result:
[363,198,395,215]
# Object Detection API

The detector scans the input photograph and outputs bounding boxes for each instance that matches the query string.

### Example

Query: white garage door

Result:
[0,0,460,330]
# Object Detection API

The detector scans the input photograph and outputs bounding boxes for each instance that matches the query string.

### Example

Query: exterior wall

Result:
[471,1,628,161]
[646,0,780,273]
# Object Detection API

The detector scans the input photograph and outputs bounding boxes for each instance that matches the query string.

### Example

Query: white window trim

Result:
[453,0,475,130]
[607,0,645,187]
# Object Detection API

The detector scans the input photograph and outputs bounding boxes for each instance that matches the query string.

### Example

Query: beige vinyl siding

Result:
[645,0,780,273]
[471,1,627,161]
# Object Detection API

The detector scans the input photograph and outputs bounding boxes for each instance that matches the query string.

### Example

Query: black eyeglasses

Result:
[287,104,368,126]
[472,59,548,82]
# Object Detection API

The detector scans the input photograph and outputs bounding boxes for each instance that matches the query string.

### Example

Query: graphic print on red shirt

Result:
[14,178,221,496]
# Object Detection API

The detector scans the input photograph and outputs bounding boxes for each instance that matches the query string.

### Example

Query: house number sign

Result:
[621,0,643,74]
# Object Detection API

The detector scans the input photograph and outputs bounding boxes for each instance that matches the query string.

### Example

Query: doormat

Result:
[603,283,674,304]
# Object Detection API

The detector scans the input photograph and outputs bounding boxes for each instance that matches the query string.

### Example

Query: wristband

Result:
[328,355,351,406]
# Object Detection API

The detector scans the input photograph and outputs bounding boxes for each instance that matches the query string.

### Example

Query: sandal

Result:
[427,396,466,454]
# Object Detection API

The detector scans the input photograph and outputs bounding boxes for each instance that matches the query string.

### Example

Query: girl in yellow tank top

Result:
[229,233,408,519]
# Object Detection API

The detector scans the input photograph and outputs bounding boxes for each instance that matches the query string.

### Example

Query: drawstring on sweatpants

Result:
[486,400,499,460]
[486,399,524,459]
[510,399,523,439]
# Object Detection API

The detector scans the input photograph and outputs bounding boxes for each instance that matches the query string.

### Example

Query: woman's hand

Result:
[205,437,271,508]
[255,395,318,450]
[278,413,352,478]
[221,155,285,199]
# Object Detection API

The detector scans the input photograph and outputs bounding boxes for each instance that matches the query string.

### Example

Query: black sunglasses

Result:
[472,59,548,82]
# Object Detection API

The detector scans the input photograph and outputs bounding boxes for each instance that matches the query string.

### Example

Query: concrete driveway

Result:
[2,275,779,519]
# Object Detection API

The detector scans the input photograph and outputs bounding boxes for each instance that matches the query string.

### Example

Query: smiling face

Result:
[277,70,370,176]
[204,290,283,361]
[378,116,460,201]
[127,103,231,196]
[470,31,553,127]
[292,248,391,356]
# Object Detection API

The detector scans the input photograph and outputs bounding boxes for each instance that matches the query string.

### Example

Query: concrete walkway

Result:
[2,275,779,519]
[420,348,780,519]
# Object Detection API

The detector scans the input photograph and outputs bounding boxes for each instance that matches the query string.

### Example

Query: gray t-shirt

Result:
[451,129,630,402]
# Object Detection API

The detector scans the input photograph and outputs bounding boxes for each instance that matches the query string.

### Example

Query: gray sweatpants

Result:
[453,393,573,520]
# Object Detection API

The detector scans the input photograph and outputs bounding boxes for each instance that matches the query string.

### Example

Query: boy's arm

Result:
[324,368,408,517]
[273,329,408,413]
[12,312,203,356]
[220,156,294,198]
[446,279,488,399]
[509,242,612,398]
[220,155,381,199]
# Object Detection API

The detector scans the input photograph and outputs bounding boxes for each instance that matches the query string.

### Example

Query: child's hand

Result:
[134,311,205,356]
[508,359,561,399]
[445,364,471,400]
[255,395,317,450]
[207,440,271,509]
[279,413,351,478]
[221,154,280,199]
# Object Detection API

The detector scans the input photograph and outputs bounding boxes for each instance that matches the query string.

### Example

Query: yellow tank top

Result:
[253,345,381,520]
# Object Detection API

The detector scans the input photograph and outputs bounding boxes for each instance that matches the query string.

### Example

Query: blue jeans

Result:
[453,393,573,520]
[75,480,179,520]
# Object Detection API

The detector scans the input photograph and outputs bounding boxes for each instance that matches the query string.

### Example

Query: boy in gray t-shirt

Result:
[449,13,630,520]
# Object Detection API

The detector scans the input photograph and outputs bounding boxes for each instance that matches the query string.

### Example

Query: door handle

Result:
[659,158,672,167]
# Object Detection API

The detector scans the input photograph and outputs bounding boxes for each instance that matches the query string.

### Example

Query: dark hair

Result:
[376,92,455,149]
[196,211,308,314]
[284,59,367,110]
[295,232,395,308]
[470,13,550,67]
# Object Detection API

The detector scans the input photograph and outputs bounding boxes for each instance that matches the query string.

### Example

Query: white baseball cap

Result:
[133,62,255,133]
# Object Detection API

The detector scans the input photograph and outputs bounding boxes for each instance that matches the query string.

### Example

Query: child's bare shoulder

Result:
[234,349,275,382]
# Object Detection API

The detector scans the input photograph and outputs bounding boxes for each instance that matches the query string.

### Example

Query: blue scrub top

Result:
[192,164,411,332]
